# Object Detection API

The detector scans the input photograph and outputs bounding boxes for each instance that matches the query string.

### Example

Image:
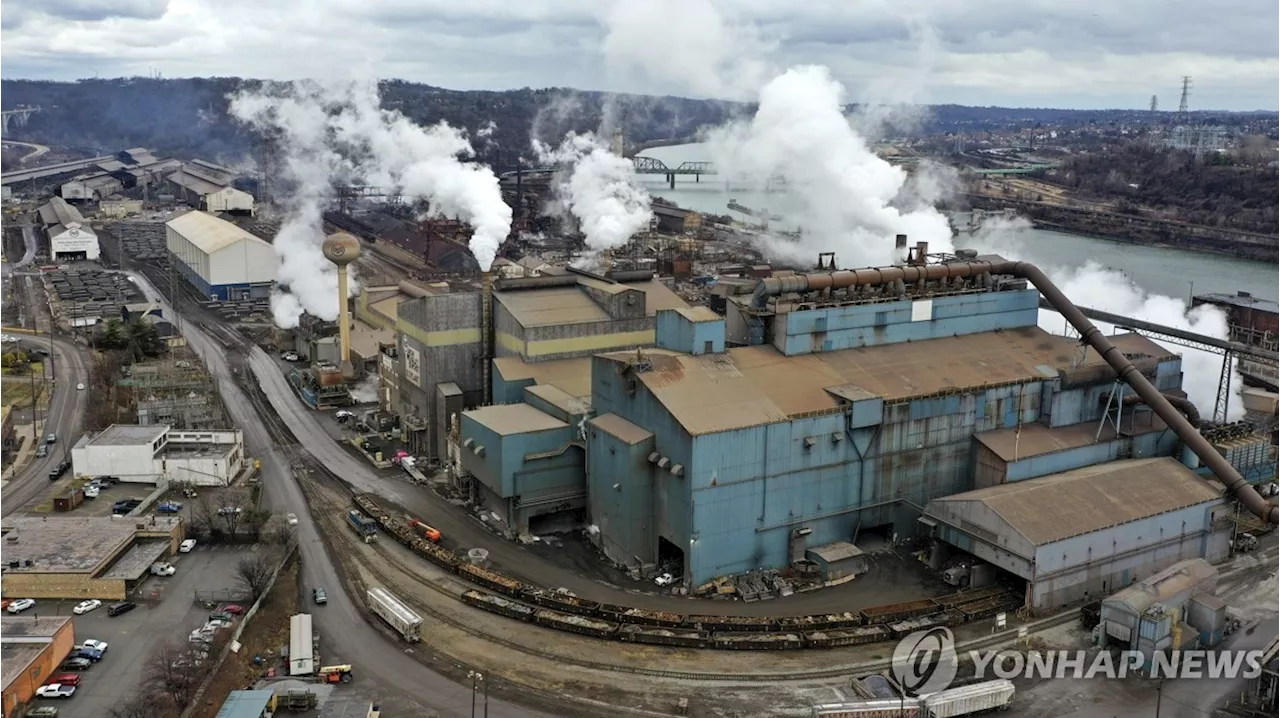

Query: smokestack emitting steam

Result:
[229,80,511,328]
[322,232,361,377]
[536,133,652,262]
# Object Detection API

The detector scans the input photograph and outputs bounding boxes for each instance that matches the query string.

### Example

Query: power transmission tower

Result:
[1149,95,1158,113]
[1175,77,1191,125]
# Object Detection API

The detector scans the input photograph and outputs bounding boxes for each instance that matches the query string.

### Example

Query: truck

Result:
[347,510,377,543]
[366,586,422,643]
[408,518,442,543]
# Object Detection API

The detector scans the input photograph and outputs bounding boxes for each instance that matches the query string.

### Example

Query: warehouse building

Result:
[60,172,123,202]
[167,159,255,214]
[922,458,1231,611]
[451,248,1269,591]
[166,211,276,301]
[37,197,99,261]
[1,617,75,718]
[0,516,184,599]
[70,424,247,486]
[388,270,686,460]
[1097,558,1224,669]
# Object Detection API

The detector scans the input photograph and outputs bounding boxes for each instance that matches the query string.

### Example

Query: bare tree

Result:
[235,549,280,602]
[145,640,206,708]
[108,693,167,718]
[189,489,220,540]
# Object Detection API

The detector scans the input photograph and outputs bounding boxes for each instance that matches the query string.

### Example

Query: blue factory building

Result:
[457,252,1273,595]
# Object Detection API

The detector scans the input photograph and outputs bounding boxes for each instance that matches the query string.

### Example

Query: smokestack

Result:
[749,258,1279,527]
[895,234,908,251]
[612,128,624,157]
[322,232,362,377]
[482,271,494,405]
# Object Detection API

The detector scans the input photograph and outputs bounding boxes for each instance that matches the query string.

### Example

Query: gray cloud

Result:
[7,0,168,24]
[0,0,1275,110]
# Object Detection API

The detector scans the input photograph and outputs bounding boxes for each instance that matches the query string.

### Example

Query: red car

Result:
[49,673,82,687]
[220,604,245,615]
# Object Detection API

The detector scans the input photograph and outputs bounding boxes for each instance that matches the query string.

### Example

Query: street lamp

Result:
[467,670,484,718]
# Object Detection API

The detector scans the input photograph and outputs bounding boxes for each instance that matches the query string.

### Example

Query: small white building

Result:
[37,197,100,261]
[60,172,123,202]
[71,424,247,486]
[166,210,277,301]
[166,159,254,214]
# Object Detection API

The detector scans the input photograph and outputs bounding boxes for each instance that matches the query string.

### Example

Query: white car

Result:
[179,539,197,553]
[335,410,354,421]
[6,598,35,613]
[189,629,214,644]
[36,684,76,698]
[286,513,298,526]
[80,639,109,653]
[72,600,101,615]
[76,382,85,390]
[654,573,676,587]
[83,485,100,499]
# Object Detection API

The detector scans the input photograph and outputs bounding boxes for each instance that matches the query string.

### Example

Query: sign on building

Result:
[403,344,422,388]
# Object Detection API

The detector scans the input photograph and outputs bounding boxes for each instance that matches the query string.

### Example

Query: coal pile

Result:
[48,269,142,304]
[108,222,169,262]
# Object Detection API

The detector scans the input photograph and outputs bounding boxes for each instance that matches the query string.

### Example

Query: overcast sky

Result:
[2,0,1276,111]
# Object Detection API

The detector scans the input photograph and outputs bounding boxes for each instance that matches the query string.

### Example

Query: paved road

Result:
[1,333,91,516]
[131,272,549,718]
[1,140,51,164]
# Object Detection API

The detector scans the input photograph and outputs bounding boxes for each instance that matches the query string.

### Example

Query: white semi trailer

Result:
[367,587,423,643]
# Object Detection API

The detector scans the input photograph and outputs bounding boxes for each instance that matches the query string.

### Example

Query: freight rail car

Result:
[367,586,422,642]
[812,699,922,718]
[348,494,1024,651]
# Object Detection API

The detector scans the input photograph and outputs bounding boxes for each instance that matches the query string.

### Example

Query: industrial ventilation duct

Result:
[750,257,1278,526]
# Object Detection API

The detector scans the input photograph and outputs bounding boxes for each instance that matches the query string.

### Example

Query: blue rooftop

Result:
[215,690,275,718]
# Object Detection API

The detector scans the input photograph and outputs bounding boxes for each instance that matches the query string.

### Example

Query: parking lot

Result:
[24,544,259,717]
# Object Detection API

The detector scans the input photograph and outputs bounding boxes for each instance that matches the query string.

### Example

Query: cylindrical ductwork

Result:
[397,280,430,298]
[749,258,1278,525]
[1111,392,1203,427]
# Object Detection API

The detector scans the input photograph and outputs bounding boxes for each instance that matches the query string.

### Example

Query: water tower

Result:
[322,232,361,377]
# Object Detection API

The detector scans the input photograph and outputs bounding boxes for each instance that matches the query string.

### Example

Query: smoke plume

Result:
[703,65,954,268]
[970,217,1244,420]
[229,79,510,327]
[600,0,774,101]
[535,133,653,260]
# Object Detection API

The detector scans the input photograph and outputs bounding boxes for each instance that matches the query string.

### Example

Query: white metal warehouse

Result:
[165,210,277,301]
[38,196,100,261]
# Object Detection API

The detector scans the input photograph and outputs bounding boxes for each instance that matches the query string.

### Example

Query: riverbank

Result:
[963,193,1278,262]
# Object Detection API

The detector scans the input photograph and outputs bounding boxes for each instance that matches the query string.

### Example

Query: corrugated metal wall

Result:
[586,419,656,568]
[396,293,483,458]
[774,290,1039,356]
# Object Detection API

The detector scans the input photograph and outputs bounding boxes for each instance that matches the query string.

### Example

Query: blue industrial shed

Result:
[457,257,1264,591]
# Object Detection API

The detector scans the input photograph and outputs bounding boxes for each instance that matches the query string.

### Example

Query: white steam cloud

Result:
[535,133,653,259]
[229,79,510,328]
[971,217,1245,420]
[703,65,954,268]
[601,0,774,100]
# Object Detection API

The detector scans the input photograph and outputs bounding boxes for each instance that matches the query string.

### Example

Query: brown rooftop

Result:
[465,403,568,437]
[493,355,593,398]
[602,327,1176,435]
[976,415,1170,462]
[590,413,654,445]
[0,516,182,574]
[930,457,1224,546]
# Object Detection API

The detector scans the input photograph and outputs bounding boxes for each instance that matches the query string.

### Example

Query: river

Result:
[637,143,1278,303]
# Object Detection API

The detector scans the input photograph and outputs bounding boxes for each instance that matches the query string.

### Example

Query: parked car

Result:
[150,562,176,577]
[217,506,242,516]
[76,383,84,391]
[220,604,245,615]
[45,434,56,444]
[35,445,48,458]
[47,462,69,480]
[35,684,75,699]
[74,647,103,662]
[179,539,197,553]
[313,587,328,605]
[189,629,214,644]
[48,674,81,687]
[654,573,676,587]
[106,601,137,617]
[335,410,354,421]
[7,598,34,614]
[208,611,233,623]
[203,618,231,631]
[58,658,91,672]
[157,501,183,514]
[83,485,100,499]
[281,350,300,362]
[72,600,101,615]
[26,706,59,717]
[286,513,298,525]
[79,639,109,653]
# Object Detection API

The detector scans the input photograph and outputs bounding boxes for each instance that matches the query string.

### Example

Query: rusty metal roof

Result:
[609,326,1175,436]
[1106,558,1217,613]
[673,307,722,323]
[492,355,593,398]
[526,383,592,415]
[931,458,1224,546]
[590,413,653,445]
[465,403,567,436]
[495,286,610,326]
[975,415,1170,462]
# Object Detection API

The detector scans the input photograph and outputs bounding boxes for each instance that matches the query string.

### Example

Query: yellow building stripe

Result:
[396,322,482,347]
[524,330,655,358]
[496,331,524,354]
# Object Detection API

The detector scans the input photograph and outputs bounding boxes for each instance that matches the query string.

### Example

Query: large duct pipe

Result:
[751,258,1278,525]
[1110,392,1203,427]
